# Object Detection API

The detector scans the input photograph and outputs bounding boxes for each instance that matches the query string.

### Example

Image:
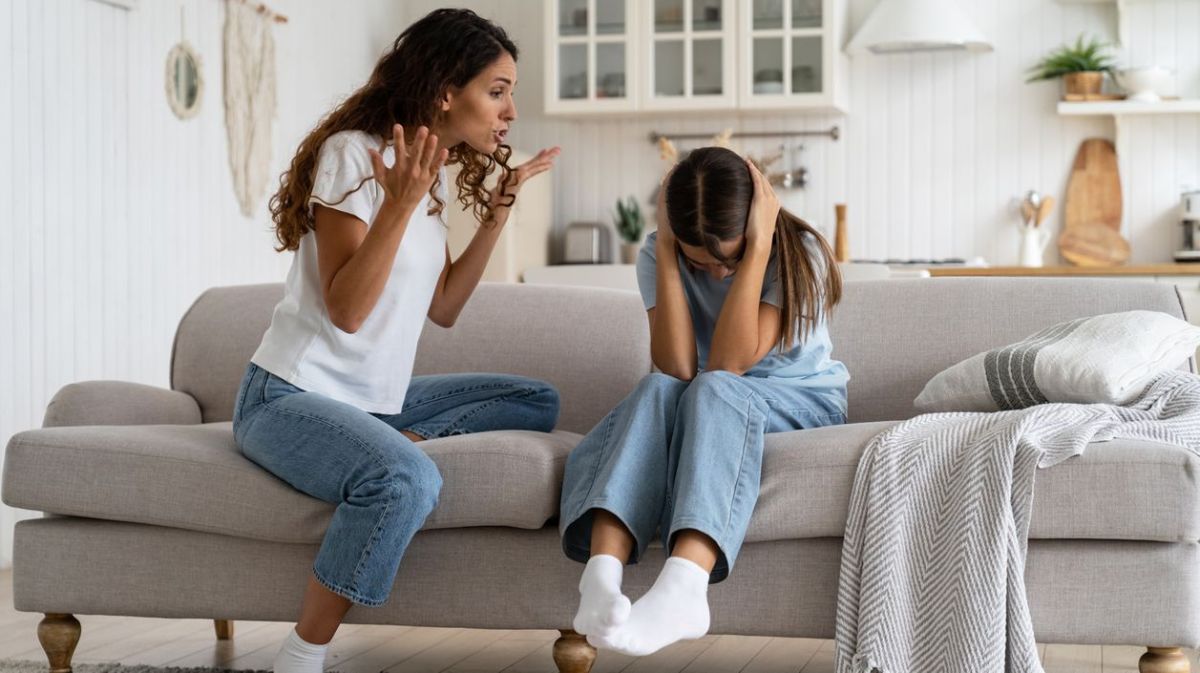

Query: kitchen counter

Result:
[927,264,1200,277]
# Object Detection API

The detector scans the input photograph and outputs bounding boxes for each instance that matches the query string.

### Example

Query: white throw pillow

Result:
[914,310,1200,413]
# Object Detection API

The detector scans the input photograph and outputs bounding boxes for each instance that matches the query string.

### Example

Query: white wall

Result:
[0,0,403,569]
[3,0,1198,569]
[403,0,1198,265]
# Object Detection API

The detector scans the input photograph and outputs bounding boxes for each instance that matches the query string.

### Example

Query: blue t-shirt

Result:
[636,231,850,395]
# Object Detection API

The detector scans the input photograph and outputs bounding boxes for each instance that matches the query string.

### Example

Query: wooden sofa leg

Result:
[214,620,234,640]
[552,629,597,673]
[1140,647,1190,673]
[37,613,81,673]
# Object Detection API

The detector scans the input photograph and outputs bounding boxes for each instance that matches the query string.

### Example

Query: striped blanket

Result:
[835,370,1200,673]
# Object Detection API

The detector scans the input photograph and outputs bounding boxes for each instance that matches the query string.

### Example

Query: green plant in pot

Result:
[613,196,645,264]
[1027,34,1117,99]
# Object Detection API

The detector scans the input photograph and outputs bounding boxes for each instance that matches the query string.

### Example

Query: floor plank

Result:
[799,639,836,673]
[1102,645,1144,673]
[330,626,463,673]
[1045,643,1105,673]
[742,637,824,673]
[385,628,509,672]
[619,635,716,673]
[443,631,554,673]
[680,634,771,673]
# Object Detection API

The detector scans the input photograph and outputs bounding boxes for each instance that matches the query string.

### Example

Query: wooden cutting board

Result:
[1059,138,1128,265]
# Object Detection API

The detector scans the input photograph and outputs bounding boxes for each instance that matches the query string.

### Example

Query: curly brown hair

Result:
[665,147,843,350]
[268,9,519,252]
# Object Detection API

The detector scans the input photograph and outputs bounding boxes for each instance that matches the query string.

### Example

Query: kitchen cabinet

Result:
[737,0,849,111]
[640,0,738,110]
[543,0,849,115]
[544,0,640,114]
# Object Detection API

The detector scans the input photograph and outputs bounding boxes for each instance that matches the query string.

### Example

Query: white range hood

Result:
[847,0,993,55]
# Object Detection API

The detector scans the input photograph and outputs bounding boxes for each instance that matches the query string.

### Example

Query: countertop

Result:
[927,264,1200,277]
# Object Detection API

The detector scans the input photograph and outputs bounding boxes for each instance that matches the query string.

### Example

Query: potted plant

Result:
[1026,34,1117,98]
[613,196,645,264]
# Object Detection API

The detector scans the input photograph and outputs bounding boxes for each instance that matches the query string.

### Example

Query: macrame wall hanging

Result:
[223,0,286,217]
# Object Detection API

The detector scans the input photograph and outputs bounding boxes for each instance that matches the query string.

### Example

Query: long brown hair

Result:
[664,146,843,350]
[268,9,518,252]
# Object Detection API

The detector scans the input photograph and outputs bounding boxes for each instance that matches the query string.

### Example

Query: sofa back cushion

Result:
[172,278,1188,428]
[831,278,1189,422]
[171,283,651,433]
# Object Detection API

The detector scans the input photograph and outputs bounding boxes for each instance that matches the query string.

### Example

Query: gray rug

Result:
[0,661,271,673]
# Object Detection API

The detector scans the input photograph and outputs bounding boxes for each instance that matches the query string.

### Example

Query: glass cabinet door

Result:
[644,0,734,109]
[743,0,826,104]
[548,0,636,112]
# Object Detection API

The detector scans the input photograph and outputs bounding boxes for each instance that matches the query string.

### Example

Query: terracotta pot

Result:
[620,241,641,265]
[1063,71,1105,97]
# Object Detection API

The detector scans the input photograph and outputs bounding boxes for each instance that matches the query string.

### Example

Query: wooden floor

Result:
[1,570,1195,672]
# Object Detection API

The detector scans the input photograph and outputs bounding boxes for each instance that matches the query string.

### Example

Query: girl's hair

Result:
[268,8,518,252]
[664,146,842,350]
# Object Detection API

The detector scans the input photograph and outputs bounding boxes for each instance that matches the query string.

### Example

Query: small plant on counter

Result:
[613,196,644,244]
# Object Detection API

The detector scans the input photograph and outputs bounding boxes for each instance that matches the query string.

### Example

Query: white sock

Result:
[572,554,632,637]
[272,627,329,673]
[587,556,711,657]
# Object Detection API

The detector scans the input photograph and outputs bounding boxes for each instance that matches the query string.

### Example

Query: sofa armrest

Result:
[42,381,203,427]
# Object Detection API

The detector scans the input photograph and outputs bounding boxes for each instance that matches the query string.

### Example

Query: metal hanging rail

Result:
[648,126,840,144]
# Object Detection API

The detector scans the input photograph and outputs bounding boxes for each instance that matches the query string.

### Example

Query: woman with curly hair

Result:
[231,9,560,672]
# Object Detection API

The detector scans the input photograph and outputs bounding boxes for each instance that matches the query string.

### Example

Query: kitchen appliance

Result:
[1176,190,1200,262]
[562,221,612,264]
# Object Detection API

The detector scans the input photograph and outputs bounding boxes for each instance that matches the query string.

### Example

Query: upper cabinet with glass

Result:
[641,0,736,110]
[739,0,848,110]
[543,0,848,115]
[545,0,639,113]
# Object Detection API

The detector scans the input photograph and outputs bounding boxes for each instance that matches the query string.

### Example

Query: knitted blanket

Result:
[835,370,1200,673]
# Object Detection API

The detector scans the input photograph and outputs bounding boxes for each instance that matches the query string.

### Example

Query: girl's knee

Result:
[637,372,689,396]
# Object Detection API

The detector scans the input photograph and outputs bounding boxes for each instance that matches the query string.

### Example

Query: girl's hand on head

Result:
[655,165,677,250]
[368,124,449,212]
[490,146,561,208]
[746,158,780,252]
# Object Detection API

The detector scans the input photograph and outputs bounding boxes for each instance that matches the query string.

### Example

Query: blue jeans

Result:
[560,371,846,582]
[232,363,560,606]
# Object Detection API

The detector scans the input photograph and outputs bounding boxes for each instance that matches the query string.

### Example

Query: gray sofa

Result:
[3,279,1198,673]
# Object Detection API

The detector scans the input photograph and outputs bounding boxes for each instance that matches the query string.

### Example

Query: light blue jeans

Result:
[232,363,560,606]
[560,370,846,582]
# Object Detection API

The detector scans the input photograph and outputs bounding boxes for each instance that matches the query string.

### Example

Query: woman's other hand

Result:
[490,146,561,209]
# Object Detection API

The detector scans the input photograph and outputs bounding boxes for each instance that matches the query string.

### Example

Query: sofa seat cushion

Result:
[748,421,1200,544]
[2,423,580,544]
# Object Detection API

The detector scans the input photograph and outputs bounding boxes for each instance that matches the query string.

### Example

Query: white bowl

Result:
[1115,66,1174,102]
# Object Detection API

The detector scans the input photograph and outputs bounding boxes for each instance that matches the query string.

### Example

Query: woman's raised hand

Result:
[490,146,561,208]
[746,158,780,252]
[368,124,449,212]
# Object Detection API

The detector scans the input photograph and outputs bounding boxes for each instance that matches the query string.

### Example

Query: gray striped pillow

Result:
[914,311,1200,413]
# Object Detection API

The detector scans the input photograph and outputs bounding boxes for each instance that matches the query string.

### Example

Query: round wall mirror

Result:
[165,42,203,119]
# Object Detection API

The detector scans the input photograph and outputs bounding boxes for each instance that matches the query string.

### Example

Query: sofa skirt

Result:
[12,516,1200,648]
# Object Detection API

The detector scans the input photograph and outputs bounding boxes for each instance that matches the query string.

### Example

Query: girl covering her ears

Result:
[231,9,560,673]
[560,146,849,657]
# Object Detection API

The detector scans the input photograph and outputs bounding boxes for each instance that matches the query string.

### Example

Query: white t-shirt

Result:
[251,130,449,414]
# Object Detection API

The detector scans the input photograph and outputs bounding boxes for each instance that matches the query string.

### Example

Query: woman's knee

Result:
[356,448,443,514]
[498,375,560,431]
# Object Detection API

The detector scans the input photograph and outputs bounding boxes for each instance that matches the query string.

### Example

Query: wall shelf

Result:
[1057,100,1200,116]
